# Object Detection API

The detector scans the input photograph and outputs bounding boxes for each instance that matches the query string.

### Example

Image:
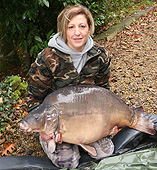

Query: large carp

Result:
[20,85,155,156]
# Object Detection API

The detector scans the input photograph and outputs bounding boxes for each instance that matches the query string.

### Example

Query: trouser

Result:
[40,137,114,169]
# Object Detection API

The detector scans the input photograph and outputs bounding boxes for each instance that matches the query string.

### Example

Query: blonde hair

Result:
[57,4,95,41]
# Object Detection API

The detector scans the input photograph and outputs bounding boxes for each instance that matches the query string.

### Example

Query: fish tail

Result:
[132,106,156,135]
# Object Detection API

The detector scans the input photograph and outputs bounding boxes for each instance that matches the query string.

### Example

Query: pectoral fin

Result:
[55,132,63,144]
[48,138,56,153]
[79,144,97,156]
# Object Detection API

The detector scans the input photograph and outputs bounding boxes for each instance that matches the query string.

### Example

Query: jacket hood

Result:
[48,33,94,73]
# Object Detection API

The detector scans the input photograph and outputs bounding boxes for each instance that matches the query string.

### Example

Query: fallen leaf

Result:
[18,99,23,104]
[125,60,133,67]
[141,6,145,10]
[122,45,128,49]
[141,23,147,26]
[0,138,5,145]
[0,142,15,156]
[133,38,141,42]
[0,97,3,103]
[147,88,156,93]
[12,103,21,109]
[5,124,11,131]
[124,31,133,36]
[125,26,130,30]
[134,72,140,77]
[23,111,28,116]
[109,77,114,82]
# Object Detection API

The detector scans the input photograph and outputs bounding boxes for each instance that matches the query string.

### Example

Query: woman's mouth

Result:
[74,38,82,41]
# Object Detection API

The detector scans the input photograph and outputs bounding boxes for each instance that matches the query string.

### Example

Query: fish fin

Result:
[79,144,97,156]
[133,107,156,135]
[55,132,63,144]
[48,138,56,153]
[109,126,120,136]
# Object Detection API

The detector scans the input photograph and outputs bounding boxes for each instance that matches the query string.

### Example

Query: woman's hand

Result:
[39,132,54,143]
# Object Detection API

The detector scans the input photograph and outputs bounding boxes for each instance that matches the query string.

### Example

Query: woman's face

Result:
[66,14,90,52]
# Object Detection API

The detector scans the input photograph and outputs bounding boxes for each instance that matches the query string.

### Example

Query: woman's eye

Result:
[68,26,73,29]
[80,25,86,28]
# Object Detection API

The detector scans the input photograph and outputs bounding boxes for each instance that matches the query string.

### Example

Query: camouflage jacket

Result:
[26,43,111,112]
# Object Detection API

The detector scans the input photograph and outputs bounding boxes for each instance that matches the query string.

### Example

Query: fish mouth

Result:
[20,121,32,133]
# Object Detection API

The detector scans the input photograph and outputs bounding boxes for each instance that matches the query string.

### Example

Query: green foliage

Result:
[30,29,55,58]
[0,75,28,133]
[59,0,156,29]
[58,0,107,27]
[0,0,62,70]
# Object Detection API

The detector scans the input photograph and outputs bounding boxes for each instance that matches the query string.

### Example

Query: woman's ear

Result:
[89,25,91,34]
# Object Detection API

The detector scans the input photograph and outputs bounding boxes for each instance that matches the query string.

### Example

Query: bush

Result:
[0,75,28,134]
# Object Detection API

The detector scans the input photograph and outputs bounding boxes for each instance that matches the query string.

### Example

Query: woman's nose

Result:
[74,27,81,35]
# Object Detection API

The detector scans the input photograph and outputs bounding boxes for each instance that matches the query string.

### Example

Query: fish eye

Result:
[34,115,39,120]
[47,104,52,108]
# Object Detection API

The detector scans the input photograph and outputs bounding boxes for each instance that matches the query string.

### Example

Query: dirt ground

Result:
[0,8,156,159]
[104,8,157,115]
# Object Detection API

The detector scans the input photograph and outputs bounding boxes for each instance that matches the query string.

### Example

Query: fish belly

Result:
[59,113,111,145]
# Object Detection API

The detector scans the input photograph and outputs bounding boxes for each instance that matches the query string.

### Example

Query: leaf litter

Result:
[103,8,157,113]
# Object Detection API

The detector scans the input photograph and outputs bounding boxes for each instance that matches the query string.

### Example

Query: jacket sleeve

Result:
[95,47,111,89]
[25,48,54,112]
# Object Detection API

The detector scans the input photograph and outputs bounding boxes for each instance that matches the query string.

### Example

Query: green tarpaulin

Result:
[74,148,157,170]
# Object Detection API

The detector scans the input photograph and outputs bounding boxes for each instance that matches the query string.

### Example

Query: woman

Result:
[26,4,112,169]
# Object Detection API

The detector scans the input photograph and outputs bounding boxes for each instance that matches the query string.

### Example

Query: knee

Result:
[49,143,80,169]
[89,137,114,159]
[52,155,79,169]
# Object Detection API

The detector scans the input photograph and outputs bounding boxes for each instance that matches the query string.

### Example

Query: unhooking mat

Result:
[0,148,156,170]
[82,147,157,170]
